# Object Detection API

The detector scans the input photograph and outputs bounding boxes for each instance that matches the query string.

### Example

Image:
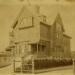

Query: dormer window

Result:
[56,23,61,32]
[19,16,34,30]
[40,15,46,23]
[43,15,46,22]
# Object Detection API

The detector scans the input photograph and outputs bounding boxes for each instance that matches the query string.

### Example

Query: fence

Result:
[13,57,35,73]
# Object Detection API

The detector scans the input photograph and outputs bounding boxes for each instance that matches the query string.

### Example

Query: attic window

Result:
[40,15,46,23]
[43,16,46,22]
[19,17,34,30]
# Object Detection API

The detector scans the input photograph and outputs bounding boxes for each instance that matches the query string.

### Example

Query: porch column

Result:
[32,57,34,73]
[37,43,39,54]
[73,59,75,75]
[13,59,15,72]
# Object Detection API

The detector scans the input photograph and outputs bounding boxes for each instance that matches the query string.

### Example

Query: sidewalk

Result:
[13,66,73,75]
[35,65,73,73]
[0,65,73,75]
[0,65,13,75]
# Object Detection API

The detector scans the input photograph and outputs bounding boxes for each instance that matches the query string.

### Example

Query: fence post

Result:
[73,59,75,75]
[21,57,24,73]
[32,56,35,73]
[13,59,15,73]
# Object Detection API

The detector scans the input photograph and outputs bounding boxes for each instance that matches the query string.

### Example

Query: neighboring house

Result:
[0,52,11,68]
[71,51,75,59]
[9,5,72,73]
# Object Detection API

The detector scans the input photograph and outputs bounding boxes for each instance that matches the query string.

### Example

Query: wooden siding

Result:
[40,22,51,41]
[63,35,71,58]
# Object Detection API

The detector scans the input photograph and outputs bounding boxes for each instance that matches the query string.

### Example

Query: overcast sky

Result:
[0,0,75,52]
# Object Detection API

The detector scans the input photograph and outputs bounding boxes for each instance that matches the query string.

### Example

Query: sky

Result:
[0,0,75,52]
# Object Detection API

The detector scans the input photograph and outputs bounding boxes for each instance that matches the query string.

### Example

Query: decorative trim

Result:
[19,25,34,30]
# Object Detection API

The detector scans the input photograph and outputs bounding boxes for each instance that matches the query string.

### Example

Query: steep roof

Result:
[12,5,66,29]
[53,13,65,32]
[12,5,39,29]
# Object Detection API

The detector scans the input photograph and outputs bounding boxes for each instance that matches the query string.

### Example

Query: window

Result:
[15,44,20,56]
[19,17,34,30]
[31,44,45,53]
[38,45,45,52]
[31,44,37,53]
[43,16,46,22]
[21,45,25,54]
[57,23,61,31]
[19,45,21,56]
[40,15,46,23]
[56,33,59,38]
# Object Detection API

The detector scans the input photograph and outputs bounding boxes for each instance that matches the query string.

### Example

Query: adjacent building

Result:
[0,52,11,68]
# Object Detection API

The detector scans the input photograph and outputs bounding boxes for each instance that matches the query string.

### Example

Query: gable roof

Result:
[53,13,65,32]
[9,5,67,32]
[12,6,32,29]
[12,6,24,29]
[12,5,40,29]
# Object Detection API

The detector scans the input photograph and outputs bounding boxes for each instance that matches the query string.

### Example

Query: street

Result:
[0,65,74,75]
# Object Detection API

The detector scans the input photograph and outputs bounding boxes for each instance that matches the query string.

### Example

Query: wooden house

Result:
[9,5,72,73]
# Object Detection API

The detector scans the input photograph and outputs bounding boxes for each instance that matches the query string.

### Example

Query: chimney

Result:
[34,5,40,14]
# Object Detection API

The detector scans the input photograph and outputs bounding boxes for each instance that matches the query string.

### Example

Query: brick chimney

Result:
[34,5,40,14]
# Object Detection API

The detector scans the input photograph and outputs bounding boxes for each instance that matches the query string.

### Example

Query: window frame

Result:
[19,16,34,30]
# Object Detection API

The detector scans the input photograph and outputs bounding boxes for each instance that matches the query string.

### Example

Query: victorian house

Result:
[9,5,72,73]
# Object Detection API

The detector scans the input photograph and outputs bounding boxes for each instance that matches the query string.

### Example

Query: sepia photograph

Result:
[0,0,75,75]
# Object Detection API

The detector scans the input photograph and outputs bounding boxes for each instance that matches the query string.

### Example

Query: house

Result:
[9,5,72,73]
[0,52,11,68]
